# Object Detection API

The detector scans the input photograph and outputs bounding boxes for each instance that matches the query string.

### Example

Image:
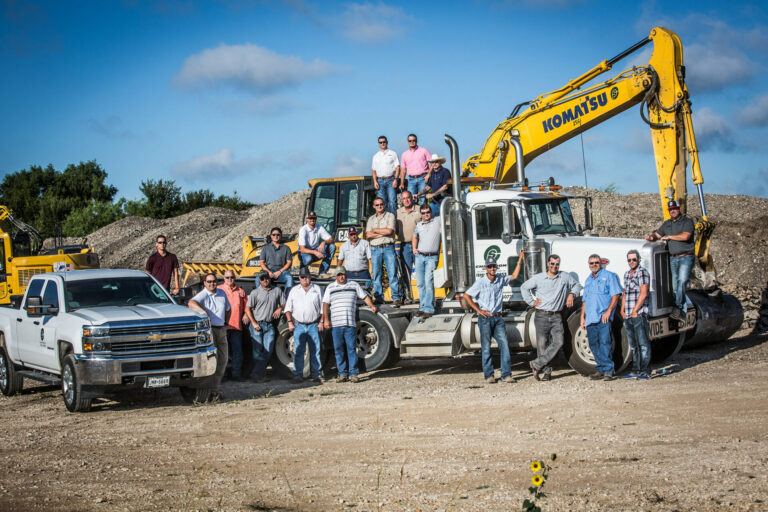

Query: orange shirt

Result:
[218,284,247,330]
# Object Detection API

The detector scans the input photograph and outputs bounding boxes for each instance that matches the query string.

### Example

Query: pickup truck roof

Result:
[39,269,149,283]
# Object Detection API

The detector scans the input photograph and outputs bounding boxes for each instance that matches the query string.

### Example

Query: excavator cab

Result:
[305,176,377,243]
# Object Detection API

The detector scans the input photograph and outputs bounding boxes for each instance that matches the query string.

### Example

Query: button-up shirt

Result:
[583,268,622,325]
[396,205,421,243]
[426,165,451,203]
[338,238,371,272]
[623,266,650,317]
[366,212,395,246]
[401,146,431,177]
[284,284,323,324]
[372,149,399,179]
[298,223,332,250]
[520,272,582,312]
[218,284,247,330]
[191,288,230,327]
[465,274,511,314]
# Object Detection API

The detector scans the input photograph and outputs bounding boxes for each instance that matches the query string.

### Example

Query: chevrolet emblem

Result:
[147,333,164,342]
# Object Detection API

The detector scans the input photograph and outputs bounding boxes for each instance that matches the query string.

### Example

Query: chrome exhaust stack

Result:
[444,134,473,294]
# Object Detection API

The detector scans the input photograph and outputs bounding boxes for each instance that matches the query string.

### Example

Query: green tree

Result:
[62,199,127,237]
[125,179,183,219]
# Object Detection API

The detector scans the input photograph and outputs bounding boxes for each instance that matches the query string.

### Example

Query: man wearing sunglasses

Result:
[260,226,294,297]
[218,270,248,381]
[245,270,285,382]
[145,234,180,295]
[521,254,581,381]
[399,134,431,204]
[372,136,400,214]
[189,273,231,401]
[580,254,622,380]
[298,211,336,277]
[366,198,402,306]
[621,250,651,380]
[285,267,325,383]
[412,204,441,317]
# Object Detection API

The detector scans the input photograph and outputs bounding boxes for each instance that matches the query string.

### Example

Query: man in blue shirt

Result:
[424,154,452,217]
[580,254,622,380]
[463,257,515,384]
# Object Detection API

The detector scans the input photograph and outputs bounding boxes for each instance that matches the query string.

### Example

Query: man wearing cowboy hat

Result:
[424,153,451,217]
[645,200,695,321]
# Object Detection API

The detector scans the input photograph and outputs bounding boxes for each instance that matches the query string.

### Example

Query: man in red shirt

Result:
[218,270,248,381]
[145,234,180,295]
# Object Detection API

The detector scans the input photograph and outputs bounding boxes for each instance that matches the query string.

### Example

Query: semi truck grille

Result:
[109,323,197,336]
[110,337,198,354]
[653,251,675,309]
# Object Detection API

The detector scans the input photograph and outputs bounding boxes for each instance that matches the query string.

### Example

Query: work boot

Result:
[603,374,615,381]
[349,375,361,383]
[502,376,516,383]
[336,375,349,383]
[485,376,496,384]
[529,361,540,381]
[292,376,304,384]
[589,372,603,380]
[541,373,552,381]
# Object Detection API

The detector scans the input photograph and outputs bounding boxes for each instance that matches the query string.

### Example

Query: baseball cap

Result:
[348,227,359,235]
[667,200,681,210]
[485,256,497,267]
[298,267,311,278]
[334,265,347,276]
[306,210,318,218]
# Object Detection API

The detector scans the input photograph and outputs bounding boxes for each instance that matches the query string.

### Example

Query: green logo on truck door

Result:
[484,245,501,262]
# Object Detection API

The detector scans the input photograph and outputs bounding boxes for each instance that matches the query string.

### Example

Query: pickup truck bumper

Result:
[73,345,217,389]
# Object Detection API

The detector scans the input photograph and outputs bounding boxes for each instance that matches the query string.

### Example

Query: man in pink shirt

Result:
[218,270,248,381]
[399,133,430,205]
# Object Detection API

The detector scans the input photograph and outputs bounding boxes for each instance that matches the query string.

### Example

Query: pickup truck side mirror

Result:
[26,296,43,317]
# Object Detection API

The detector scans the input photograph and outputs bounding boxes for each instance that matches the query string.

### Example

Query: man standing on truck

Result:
[463,257,516,384]
[372,135,400,214]
[218,270,248,381]
[399,134,431,204]
[645,200,695,321]
[581,254,622,381]
[245,270,285,382]
[188,273,231,401]
[260,226,294,297]
[298,211,336,277]
[146,234,179,295]
[337,227,371,280]
[323,265,378,383]
[521,254,581,381]
[621,250,652,380]
[396,190,421,275]
[366,198,402,306]
[285,267,325,383]
[412,204,441,317]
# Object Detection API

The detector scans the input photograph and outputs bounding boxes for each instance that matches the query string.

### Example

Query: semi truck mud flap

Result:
[400,314,463,357]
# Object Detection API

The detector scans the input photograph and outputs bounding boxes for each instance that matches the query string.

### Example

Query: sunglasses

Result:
[487,265,498,269]
[271,233,281,237]
[156,241,167,245]
[408,139,416,142]
[420,211,431,215]
[299,275,310,279]
[378,141,387,144]
[224,276,235,279]
[374,203,385,207]
[548,262,560,267]
[627,258,638,262]
[589,261,601,266]
[204,280,216,284]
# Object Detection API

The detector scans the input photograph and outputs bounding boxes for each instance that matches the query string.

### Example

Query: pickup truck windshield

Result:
[525,199,578,235]
[65,277,173,310]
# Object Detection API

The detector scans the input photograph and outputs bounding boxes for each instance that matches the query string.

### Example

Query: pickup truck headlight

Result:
[83,326,109,337]
[195,317,210,330]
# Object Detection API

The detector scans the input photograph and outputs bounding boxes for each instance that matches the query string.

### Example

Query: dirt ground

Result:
[1,329,766,512]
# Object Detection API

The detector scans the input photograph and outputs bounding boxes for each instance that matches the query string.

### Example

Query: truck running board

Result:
[400,314,464,357]
[17,369,61,386]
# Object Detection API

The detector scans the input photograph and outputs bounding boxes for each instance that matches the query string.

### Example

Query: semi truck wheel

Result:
[61,354,92,412]
[179,386,212,404]
[355,309,394,373]
[273,322,332,379]
[564,312,631,376]
[0,346,23,396]
[650,332,685,363]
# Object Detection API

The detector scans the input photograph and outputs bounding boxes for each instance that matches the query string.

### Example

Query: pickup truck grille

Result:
[109,322,197,336]
[110,337,198,354]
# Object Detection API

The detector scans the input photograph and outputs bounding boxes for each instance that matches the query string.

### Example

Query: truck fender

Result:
[58,340,74,367]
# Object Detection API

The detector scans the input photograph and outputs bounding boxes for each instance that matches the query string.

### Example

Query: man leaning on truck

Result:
[146,234,180,295]
[188,273,231,401]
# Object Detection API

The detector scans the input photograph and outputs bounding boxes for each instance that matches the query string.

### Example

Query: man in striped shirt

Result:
[323,266,378,383]
[621,249,652,380]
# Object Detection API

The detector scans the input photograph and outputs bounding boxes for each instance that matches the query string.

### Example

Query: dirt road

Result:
[1,331,767,511]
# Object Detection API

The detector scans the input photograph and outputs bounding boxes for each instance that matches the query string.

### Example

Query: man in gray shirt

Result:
[260,226,294,297]
[520,254,581,381]
[412,204,441,317]
[245,270,285,382]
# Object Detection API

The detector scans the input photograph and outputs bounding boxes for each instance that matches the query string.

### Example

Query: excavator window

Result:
[0,243,5,276]
[10,231,32,257]
[338,182,360,225]
[309,180,370,238]
[312,182,337,234]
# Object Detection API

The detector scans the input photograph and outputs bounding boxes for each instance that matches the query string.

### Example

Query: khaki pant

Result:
[211,326,229,392]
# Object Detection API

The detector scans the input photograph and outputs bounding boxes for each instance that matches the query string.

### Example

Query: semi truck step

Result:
[400,314,464,357]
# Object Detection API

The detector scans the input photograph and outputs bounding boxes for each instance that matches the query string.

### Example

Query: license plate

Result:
[649,310,696,339]
[146,375,170,388]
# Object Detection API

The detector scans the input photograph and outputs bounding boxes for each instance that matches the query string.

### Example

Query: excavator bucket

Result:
[692,219,717,291]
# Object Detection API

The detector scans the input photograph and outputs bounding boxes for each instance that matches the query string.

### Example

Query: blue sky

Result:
[2,0,767,204]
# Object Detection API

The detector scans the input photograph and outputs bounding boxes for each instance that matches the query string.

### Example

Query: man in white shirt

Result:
[337,227,371,280]
[188,273,231,401]
[372,135,400,214]
[285,267,325,383]
[298,210,336,276]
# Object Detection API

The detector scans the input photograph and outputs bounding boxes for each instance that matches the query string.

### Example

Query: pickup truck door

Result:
[18,279,59,370]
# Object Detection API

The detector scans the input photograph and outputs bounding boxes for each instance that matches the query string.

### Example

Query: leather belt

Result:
[295,318,320,325]
[480,312,503,317]
[374,243,393,247]
[409,173,427,179]
[212,325,226,329]
[419,252,439,256]
[535,309,560,315]
[671,252,695,257]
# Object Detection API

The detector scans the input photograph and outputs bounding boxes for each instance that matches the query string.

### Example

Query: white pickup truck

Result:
[0,269,217,411]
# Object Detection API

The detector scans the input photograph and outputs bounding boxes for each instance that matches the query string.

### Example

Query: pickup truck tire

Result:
[0,346,23,396]
[179,386,212,404]
[564,311,631,376]
[356,309,393,373]
[61,354,92,413]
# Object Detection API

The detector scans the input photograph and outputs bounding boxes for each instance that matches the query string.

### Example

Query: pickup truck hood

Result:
[69,304,204,325]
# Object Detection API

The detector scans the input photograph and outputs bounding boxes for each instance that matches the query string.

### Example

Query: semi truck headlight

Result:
[83,326,109,337]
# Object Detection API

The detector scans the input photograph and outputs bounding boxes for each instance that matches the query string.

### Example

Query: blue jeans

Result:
[273,270,294,298]
[293,322,322,379]
[670,254,694,312]
[400,242,414,271]
[377,177,397,214]
[429,201,441,217]
[407,175,427,204]
[226,329,244,378]
[249,321,276,379]
[299,244,337,274]
[371,245,401,302]
[587,321,614,375]
[346,269,371,281]
[415,253,438,313]
[478,315,511,379]
[624,314,651,375]
[332,326,358,377]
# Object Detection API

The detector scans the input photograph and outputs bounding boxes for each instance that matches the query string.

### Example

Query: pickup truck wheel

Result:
[564,312,631,376]
[355,309,393,373]
[179,386,211,404]
[0,346,23,396]
[61,354,92,412]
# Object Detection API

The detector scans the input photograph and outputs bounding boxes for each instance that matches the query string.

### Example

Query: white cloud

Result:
[337,3,410,43]
[737,93,768,127]
[171,148,253,181]
[685,44,754,92]
[333,153,365,177]
[527,148,584,178]
[173,43,334,93]
[692,107,735,152]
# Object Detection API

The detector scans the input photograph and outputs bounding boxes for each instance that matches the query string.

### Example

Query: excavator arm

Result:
[463,26,715,286]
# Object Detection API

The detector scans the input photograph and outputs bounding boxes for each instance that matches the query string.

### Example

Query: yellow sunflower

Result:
[530,461,542,472]
[532,475,544,486]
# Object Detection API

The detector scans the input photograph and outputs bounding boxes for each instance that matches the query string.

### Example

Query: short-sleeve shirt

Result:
[338,239,371,272]
[218,284,247,330]
[465,274,511,314]
[426,166,452,202]
[323,280,368,327]
[396,206,421,243]
[365,212,396,246]
[145,251,179,289]
[247,285,285,323]
[623,266,650,317]
[413,219,441,253]
[284,284,323,324]
[401,146,431,177]
[260,243,293,272]
[298,223,332,250]
[372,149,399,179]
[191,288,230,327]
[520,272,582,312]
[656,215,695,255]
[583,268,623,325]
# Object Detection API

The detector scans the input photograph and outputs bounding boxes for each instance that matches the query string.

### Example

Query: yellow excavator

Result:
[0,206,100,304]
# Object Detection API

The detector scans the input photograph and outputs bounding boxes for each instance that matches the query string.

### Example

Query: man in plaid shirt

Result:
[621,249,651,379]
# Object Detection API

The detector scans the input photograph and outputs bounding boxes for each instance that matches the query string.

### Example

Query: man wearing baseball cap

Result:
[337,227,371,280]
[245,270,285,382]
[463,257,516,384]
[298,210,336,277]
[645,200,695,321]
